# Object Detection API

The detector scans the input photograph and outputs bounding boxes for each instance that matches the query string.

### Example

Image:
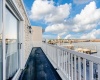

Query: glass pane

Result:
[5,8,19,79]
[0,0,3,80]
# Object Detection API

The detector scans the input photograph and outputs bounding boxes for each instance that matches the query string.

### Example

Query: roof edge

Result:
[21,0,31,25]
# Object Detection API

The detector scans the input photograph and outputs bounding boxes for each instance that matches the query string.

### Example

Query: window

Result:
[5,8,19,79]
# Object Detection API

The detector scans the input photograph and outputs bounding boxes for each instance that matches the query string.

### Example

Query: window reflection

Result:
[0,0,3,80]
[5,8,19,79]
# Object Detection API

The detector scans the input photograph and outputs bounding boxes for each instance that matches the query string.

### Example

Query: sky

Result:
[23,0,100,39]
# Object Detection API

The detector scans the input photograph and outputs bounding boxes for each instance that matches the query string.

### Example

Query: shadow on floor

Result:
[19,47,62,80]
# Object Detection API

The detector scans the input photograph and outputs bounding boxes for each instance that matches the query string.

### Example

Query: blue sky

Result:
[23,0,100,39]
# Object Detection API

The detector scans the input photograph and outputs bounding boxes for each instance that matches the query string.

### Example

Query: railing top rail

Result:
[42,43,100,64]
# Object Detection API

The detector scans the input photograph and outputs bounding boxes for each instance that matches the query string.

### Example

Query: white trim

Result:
[5,0,25,79]
[6,0,24,69]
[18,21,22,69]
[12,69,22,80]
[21,19,25,69]
[45,43,100,64]
[3,0,6,80]
[42,43,100,80]
[12,0,24,20]
[19,21,24,69]
[6,0,24,21]
[5,2,21,20]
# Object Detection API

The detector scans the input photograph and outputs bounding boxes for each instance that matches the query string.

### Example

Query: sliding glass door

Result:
[5,8,19,79]
[0,0,3,80]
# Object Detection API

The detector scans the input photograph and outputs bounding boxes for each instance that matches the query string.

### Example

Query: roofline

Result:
[21,0,31,25]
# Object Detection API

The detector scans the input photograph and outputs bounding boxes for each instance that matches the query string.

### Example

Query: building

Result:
[0,0,33,80]
[0,0,100,80]
[32,26,42,47]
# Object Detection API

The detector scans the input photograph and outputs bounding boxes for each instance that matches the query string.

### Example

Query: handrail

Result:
[42,42,100,80]
[43,43,100,64]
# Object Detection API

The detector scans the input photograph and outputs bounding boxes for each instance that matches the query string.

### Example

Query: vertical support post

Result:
[83,59,86,80]
[59,50,61,68]
[57,49,59,67]
[98,64,100,80]
[74,55,77,80]
[71,54,73,80]
[78,57,81,80]
[68,53,70,80]
[89,61,93,80]
[55,48,58,67]
[62,50,64,70]
[61,50,62,69]
[65,52,68,76]
[3,0,6,80]
[46,43,47,55]
[64,51,66,71]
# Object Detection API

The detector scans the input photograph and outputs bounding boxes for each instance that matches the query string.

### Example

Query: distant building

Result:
[32,26,42,47]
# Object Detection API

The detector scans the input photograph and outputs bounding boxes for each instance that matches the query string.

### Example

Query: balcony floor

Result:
[19,47,61,80]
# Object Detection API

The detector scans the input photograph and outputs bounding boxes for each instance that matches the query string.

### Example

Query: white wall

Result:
[32,26,42,47]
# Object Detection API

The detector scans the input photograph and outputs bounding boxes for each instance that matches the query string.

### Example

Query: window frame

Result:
[0,0,3,80]
[2,0,24,80]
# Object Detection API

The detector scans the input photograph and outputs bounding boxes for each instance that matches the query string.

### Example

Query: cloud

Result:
[46,1,100,34]
[30,0,54,20]
[45,20,73,33]
[73,0,93,4]
[58,32,67,36]
[57,32,67,39]
[30,0,71,23]
[30,1,100,39]
[64,34,79,39]
[81,29,100,39]
[64,34,72,39]
[72,1,100,32]
[45,3,71,23]
[45,23,67,33]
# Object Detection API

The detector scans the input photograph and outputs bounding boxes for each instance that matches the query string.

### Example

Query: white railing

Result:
[42,42,100,80]
[6,42,19,79]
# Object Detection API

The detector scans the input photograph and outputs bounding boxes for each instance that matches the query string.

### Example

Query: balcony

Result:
[17,42,100,80]
[19,47,61,80]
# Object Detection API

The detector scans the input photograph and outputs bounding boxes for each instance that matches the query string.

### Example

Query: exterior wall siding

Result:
[32,26,42,47]
[32,26,42,41]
